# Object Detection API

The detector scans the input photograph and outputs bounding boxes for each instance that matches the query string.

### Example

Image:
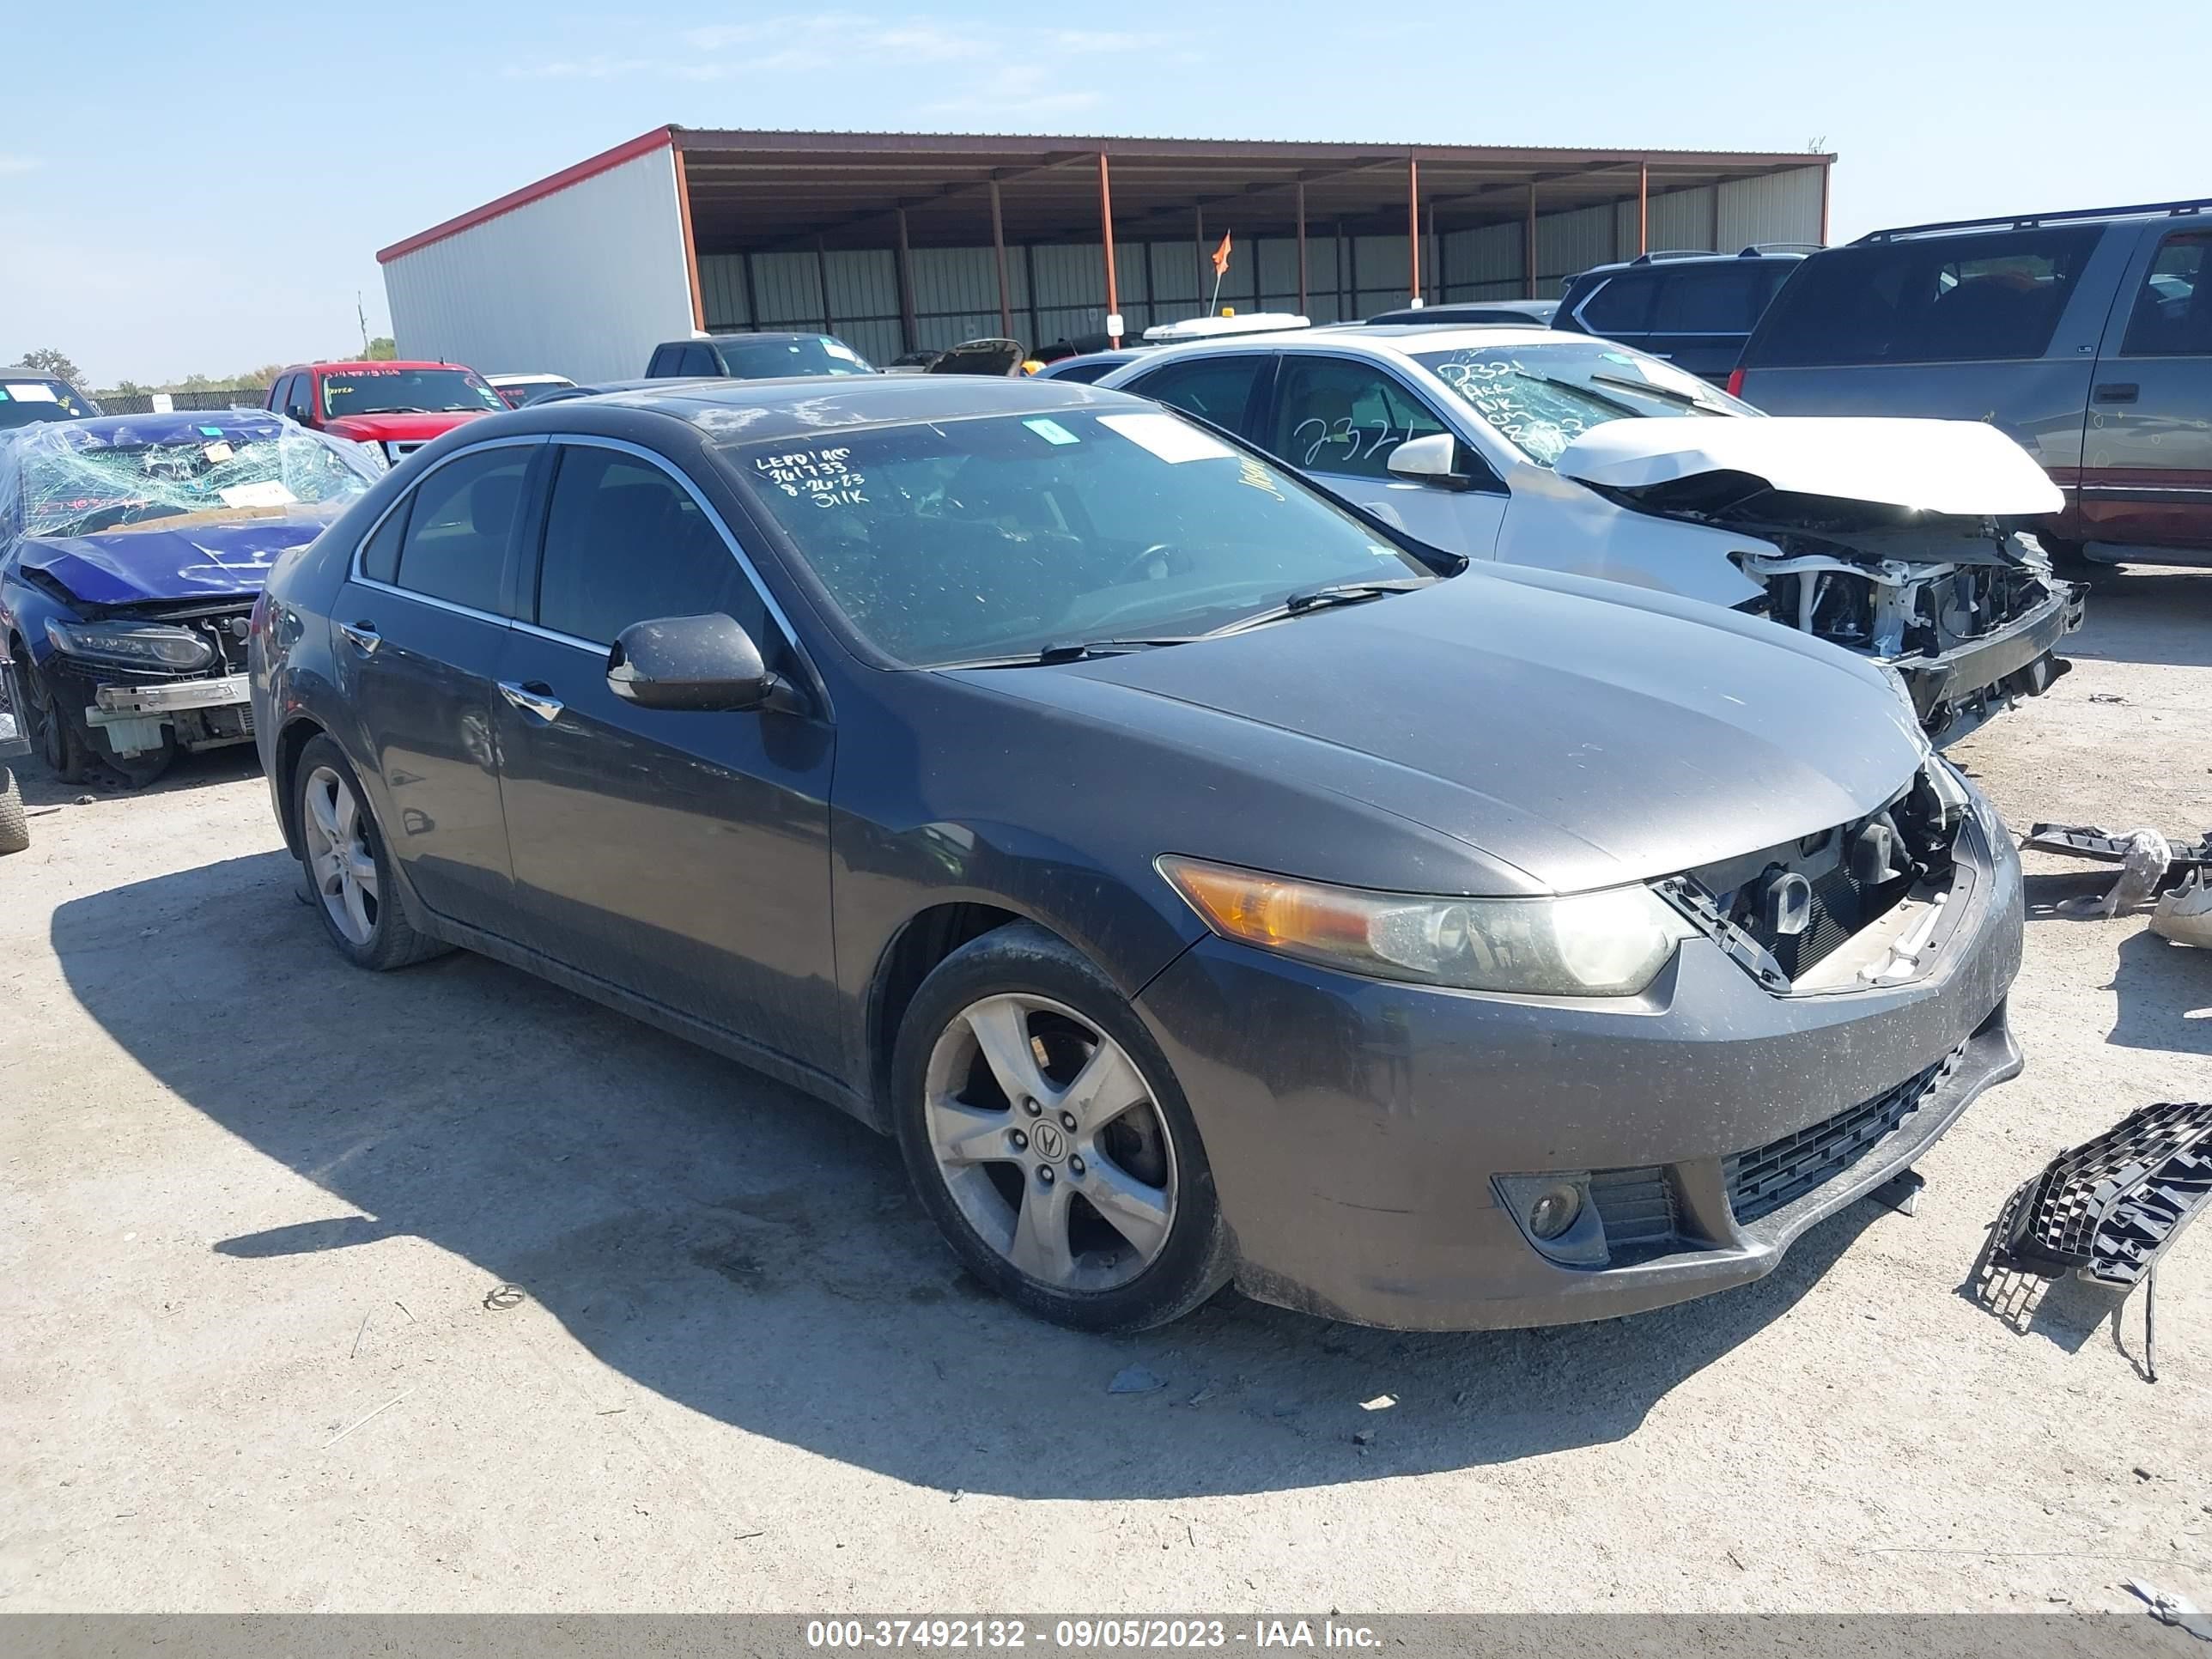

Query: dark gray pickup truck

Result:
[1734,200,2212,570]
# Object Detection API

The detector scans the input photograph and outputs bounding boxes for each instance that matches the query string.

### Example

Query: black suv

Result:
[642,331,878,380]
[1553,247,1813,382]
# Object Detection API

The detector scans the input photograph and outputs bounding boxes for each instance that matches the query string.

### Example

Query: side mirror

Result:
[607,613,790,712]
[1387,432,1478,491]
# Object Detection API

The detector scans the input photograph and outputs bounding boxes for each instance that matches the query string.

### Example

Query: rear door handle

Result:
[497,679,564,723]
[337,620,380,655]
[2094,382,2139,404]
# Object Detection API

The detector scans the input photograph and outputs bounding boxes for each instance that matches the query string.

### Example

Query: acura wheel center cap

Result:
[1030,1121,1066,1163]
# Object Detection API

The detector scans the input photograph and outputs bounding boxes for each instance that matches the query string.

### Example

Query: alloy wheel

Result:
[301,764,380,945]
[923,993,1178,1293]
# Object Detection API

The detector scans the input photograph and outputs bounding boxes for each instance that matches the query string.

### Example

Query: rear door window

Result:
[393,446,530,614]
[647,344,683,377]
[1266,356,1448,479]
[268,374,294,415]
[1745,227,2100,366]
[679,343,720,377]
[1649,264,1770,333]
[2119,231,2212,356]
[1123,355,1267,432]
[1575,271,1656,335]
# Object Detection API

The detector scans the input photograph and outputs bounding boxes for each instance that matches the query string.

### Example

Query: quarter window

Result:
[535,447,765,646]
[392,446,529,614]
[1267,356,1447,479]
[360,500,407,585]
[1125,356,1266,430]
[2120,232,2212,357]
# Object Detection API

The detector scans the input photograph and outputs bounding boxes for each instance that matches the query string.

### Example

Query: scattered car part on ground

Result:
[266,359,502,467]
[2023,821,2212,872]
[2150,871,2212,949]
[1368,300,1559,328]
[1979,1100,2212,1381]
[1,410,380,786]
[1553,247,1809,382]
[643,331,876,381]
[1098,327,2083,742]
[1735,198,2212,573]
[1,368,101,428]
[486,373,578,409]
[252,374,2027,1334]
[0,652,31,852]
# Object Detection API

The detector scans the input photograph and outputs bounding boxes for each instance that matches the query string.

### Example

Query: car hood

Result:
[321,410,487,442]
[958,570,1928,895]
[14,514,336,606]
[1554,416,2064,518]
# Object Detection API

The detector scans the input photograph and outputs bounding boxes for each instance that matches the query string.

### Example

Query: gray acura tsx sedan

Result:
[248,374,2024,1333]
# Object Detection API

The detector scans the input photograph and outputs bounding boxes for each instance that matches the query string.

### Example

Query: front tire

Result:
[892,922,1232,1332]
[292,734,450,971]
[17,649,91,785]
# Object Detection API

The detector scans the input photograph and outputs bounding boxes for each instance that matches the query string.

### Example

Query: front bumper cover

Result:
[1884,582,2084,738]
[1137,805,2025,1331]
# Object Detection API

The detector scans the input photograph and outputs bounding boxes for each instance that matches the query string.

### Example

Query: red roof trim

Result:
[376,126,676,264]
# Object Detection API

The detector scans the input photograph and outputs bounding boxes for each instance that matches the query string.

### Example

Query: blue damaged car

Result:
[0,410,380,784]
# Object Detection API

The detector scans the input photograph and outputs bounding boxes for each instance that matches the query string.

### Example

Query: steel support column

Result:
[1295,179,1309,317]
[1098,152,1121,347]
[1638,161,1649,255]
[893,208,917,354]
[813,235,832,334]
[989,177,1013,337]
[1524,183,1538,298]
[1407,158,1421,301]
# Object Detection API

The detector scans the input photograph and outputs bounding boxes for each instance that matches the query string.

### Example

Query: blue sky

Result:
[5,1,2203,385]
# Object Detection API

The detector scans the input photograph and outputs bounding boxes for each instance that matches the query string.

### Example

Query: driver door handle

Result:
[337,620,380,655]
[497,679,563,723]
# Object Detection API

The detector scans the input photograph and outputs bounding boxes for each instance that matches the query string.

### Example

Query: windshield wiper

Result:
[943,638,1197,669]
[1586,372,1731,414]
[1206,577,1436,637]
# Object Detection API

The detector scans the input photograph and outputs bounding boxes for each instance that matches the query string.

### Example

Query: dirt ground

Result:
[1,568,2207,1616]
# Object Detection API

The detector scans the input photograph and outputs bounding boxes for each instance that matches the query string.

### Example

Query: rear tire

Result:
[292,734,451,971]
[892,922,1233,1332]
[0,767,27,854]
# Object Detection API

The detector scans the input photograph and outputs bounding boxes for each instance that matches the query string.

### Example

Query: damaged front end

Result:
[37,592,259,763]
[1601,474,2081,742]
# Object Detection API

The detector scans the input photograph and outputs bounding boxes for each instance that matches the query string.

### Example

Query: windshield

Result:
[1412,342,1754,466]
[1,378,96,429]
[730,409,1432,667]
[719,336,876,379]
[9,422,380,538]
[320,368,504,418]
[495,380,570,409]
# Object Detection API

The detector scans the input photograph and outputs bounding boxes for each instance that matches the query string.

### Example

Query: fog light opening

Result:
[1526,1183,1583,1241]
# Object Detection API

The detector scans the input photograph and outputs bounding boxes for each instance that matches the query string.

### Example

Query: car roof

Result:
[662,331,836,347]
[1119,325,1560,368]
[1,366,75,379]
[511,372,1148,442]
[486,372,570,384]
[1570,248,1809,279]
[21,409,287,446]
[294,360,469,373]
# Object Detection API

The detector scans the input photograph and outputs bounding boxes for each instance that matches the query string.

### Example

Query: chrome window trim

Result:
[347,435,548,628]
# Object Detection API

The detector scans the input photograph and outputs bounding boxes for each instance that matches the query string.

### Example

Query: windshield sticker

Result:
[217,480,298,509]
[1098,412,1233,465]
[820,338,864,363]
[1023,417,1079,446]
[199,424,225,436]
[1601,351,1635,365]
[203,442,235,465]
[754,447,867,508]
[6,383,59,403]
[0,388,9,401]
[1236,456,1285,500]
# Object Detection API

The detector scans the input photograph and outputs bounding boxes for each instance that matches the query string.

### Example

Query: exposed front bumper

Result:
[1885,582,2083,741]
[86,672,251,720]
[77,670,253,756]
[1137,807,2025,1331]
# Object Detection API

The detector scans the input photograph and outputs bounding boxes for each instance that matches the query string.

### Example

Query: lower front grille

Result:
[1724,1045,1962,1225]
[1589,1166,1675,1253]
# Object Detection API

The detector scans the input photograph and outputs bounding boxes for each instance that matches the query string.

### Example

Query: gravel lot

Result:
[2,568,2207,1614]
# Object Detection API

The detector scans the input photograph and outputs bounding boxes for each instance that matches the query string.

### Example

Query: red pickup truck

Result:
[265,360,503,466]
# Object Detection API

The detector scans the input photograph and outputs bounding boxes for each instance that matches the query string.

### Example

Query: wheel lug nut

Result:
[1059,1111,1077,1132]
[1023,1097,1042,1117]
[1009,1129,1028,1150]
[1037,1166,1054,1186]
[1069,1155,1085,1177]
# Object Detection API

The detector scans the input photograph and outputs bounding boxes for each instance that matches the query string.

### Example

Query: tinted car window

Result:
[1040,358,1120,384]
[360,498,407,584]
[1746,227,2100,366]
[1650,264,1770,333]
[536,447,765,646]
[0,375,94,429]
[678,343,719,377]
[710,336,874,379]
[393,446,528,613]
[1577,272,1656,333]
[646,344,684,377]
[1125,356,1266,428]
[268,374,294,415]
[729,410,1430,668]
[2120,231,2212,357]
[324,367,503,417]
[1268,356,1447,478]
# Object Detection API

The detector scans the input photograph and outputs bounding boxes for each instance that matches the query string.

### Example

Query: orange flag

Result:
[1211,231,1232,275]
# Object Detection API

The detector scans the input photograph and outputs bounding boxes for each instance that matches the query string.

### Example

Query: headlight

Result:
[1158,856,1694,997]
[44,617,213,672]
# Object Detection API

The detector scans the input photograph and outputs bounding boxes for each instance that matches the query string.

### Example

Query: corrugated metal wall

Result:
[381,146,696,384]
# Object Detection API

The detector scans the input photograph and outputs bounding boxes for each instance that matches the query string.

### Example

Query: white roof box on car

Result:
[1142,312,1311,344]
[1553,416,2064,517]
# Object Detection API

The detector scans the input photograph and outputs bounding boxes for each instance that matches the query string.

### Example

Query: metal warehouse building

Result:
[378,127,1834,384]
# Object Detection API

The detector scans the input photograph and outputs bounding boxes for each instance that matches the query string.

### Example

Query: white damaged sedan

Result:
[1097,327,2083,742]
